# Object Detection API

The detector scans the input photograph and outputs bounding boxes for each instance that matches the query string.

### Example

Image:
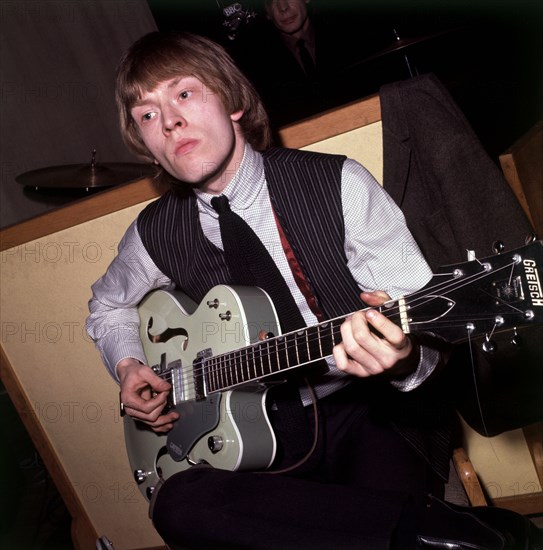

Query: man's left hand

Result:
[333,290,417,379]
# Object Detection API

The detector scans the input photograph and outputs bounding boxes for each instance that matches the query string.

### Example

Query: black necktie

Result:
[297,39,316,77]
[211,194,316,465]
[211,194,305,333]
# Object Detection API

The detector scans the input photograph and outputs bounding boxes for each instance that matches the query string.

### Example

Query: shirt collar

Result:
[194,144,265,216]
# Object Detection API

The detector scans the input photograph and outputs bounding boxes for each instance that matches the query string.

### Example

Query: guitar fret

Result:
[306,325,322,361]
[295,330,309,365]
[255,342,264,378]
[212,357,220,392]
[232,352,238,385]
[239,349,248,383]
[262,340,273,375]
[242,349,249,382]
[277,336,289,371]
[251,346,258,380]
[220,356,227,389]
[319,321,335,357]
[268,340,281,372]
[206,358,214,393]
[228,352,236,387]
[234,350,242,385]
[317,324,323,357]
[229,352,236,386]
[284,332,298,368]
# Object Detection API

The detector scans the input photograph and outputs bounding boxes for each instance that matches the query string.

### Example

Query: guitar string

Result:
[161,312,520,400]
[151,258,523,396]
[154,259,521,395]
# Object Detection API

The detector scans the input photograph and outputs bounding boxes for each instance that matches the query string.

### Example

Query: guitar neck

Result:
[189,240,543,397]
[202,315,346,393]
[199,300,407,394]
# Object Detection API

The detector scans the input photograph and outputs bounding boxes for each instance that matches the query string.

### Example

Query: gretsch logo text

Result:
[524,259,543,306]
[168,441,183,458]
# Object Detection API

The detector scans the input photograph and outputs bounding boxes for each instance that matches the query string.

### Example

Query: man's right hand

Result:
[117,358,180,432]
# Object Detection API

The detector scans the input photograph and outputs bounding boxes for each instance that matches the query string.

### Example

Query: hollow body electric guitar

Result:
[125,241,543,500]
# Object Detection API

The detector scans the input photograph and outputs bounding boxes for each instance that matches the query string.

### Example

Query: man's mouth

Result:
[280,15,297,27]
[174,139,198,156]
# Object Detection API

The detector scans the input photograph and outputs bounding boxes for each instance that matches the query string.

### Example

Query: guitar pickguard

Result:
[166,394,221,461]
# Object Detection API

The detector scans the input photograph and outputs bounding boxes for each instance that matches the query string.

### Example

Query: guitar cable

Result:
[263,378,321,475]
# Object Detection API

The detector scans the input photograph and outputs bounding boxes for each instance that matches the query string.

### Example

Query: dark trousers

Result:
[152,382,444,550]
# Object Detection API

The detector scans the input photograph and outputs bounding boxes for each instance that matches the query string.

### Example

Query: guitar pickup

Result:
[494,276,524,303]
[168,359,183,405]
[193,348,212,400]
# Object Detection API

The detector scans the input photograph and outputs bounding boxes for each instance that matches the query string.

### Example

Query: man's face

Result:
[130,76,245,193]
[265,0,310,35]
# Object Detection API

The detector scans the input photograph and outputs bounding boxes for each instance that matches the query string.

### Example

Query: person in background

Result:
[264,0,317,77]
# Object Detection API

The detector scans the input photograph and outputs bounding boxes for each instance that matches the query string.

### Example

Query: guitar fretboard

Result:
[203,318,345,393]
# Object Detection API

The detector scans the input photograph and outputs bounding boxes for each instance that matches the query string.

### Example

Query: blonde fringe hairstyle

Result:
[115,32,272,164]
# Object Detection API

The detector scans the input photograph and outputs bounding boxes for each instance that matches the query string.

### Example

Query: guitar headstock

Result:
[407,240,543,344]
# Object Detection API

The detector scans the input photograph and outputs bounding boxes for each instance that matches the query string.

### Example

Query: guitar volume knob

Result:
[134,469,148,484]
[208,435,224,453]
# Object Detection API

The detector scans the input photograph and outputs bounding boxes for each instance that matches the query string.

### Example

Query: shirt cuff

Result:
[390,344,440,392]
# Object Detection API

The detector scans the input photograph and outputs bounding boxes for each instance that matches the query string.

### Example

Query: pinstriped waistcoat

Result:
[137,147,452,479]
[137,148,362,321]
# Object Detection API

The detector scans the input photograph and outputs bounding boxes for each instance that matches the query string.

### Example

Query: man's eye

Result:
[179,90,191,100]
[142,112,155,121]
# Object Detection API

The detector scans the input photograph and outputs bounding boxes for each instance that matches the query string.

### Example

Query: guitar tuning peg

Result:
[511,328,522,347]
[482,335,497,353]
[525,232,537,244]
[492,240,505,254]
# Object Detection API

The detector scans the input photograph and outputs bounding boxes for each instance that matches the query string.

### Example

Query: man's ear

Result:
[230,110,244,122]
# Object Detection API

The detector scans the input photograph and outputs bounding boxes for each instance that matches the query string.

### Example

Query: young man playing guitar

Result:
[87,32,542,549]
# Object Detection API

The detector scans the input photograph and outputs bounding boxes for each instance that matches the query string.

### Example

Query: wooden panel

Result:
[1,202,164,549]
[278,94,381,149]
[0,177,160,252]
[499,121,543,239]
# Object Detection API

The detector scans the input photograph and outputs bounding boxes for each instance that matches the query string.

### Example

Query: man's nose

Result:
[277,0,290,12]
[162,109,185,135]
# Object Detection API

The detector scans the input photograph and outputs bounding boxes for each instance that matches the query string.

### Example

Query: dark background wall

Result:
[0,0,157,229]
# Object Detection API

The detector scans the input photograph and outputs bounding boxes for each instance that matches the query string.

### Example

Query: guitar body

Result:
[124,286,281,499]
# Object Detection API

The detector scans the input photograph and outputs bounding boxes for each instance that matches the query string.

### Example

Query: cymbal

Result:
[362,35,433,62]
[345,28,455,70]
[16,162,157,191]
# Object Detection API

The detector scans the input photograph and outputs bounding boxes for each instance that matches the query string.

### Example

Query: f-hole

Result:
[146,316,189,350]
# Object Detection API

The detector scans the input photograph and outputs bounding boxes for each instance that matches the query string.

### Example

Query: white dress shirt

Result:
[87,145,438,399]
